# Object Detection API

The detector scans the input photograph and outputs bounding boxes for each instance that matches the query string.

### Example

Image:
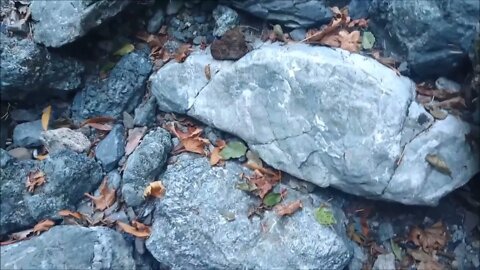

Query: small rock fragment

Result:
[41,128,91,154]
[210,27,249,60]
[13,120,44,147]
[212,5,239,37]
[7,147,32,160]
[95,124,125,172]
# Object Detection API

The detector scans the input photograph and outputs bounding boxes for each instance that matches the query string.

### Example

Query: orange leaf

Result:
[209,139,226,166]
[339,30,361,52]
[26,170,46,193]
[274,200,303,216]
[85,123,113,131]
[80,116,115,126]
[58,210,83,219]
[41,105,51,131]
[125,127,147,156]
[84,178,116,211]
[167,123,209,155]
[175,44,192,63]
[143,181,166,198]
[117,221,151,238]
[32,219,55,235]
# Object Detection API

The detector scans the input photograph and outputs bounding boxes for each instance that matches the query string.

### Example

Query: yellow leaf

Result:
[114,43,135,56]
[144,181,166,198]
[41,105,51,131]
[35,154,49,161]
[117,221,151,238]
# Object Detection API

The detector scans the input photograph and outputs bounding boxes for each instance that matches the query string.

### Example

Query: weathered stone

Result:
[0,148,13,167]
[122,128,172,207]
[12,120,43,148]
[372,253,395,270]
[7,147,32,160]
[95,124,125,172]
[150,43,479,205]
[210,27,249,60]
[212,5,239,37]
[30,0,130,47]
[41,128,91,154]
[0,226,135,269]
[147,8,165,33]
[166,0,184,15]
[146,154,352,269]
[0,150,102,235]
[133,97,157,127]
[72,49,153,120]
[0,33,84,100]
[289,28,307,41]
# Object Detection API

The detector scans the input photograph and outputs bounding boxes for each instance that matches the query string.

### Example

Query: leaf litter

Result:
[26,170,46,193]
[84,178,116,211]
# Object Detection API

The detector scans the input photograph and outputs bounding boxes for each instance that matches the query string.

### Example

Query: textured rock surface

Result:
[0,150,102,235]
[122,128,172,207]
[41,128,91,154]
[146,154,352,269]
[72,50,153,120]
[0,226,135,269]
[133,97,157,127]
[369,0,479,78]
[212,5,239,37]
[95,124,125,172]
[210,28,249,60]
[151,43,479,205]
[30,0,130,47]
[0,33,84,100]
[12,120,44,148]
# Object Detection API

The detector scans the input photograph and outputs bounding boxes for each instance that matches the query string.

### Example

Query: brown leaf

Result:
[339,30,361,52]
[274,200,303,216]
[175,44,192,63]
[80,116,115,127]
[436,96,466,110]
[26,170,46,193]
[408,221,448,252]
[117,221,151,239]
[0,228,34,245]
[143,181,166,198]
[32,219,55,235]
[209,139,226,166]
[167,124,209,155]
[125,127,148,156]
[416,85,456,101]
[347,222,366,245]
[85,122,113,131]
[245,169,281,199]
[84,178,116,211]
[41,105,51,131]
[425,154,452,176]
[205,64,211,80]
[58,210,83,220]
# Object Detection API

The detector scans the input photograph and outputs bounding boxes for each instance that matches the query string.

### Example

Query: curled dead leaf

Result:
[84,178,116,211]
[425,154,452,176]
[26,170,46,193]
[144,181,166,198]
[205,64,211,80]
[58,210,83,220]
[167,123,210,155]
[408,221,448,252]
[41,105,51,131]
[274,200,303,216]
[32,219,55,235]
[117,221,151,239]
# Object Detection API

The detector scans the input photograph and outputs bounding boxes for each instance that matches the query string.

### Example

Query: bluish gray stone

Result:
[289,28,307,41]
[12,120,43,148]
[146,153,352,269]
[41,128,91,154]
[166,0,184,15]
[30,0,130,47]
[122,128,172,207]
[133,97,157,127]
[95,124,125,172]
[0,150,102,235]
[150,43,479,205]
[147,8,165,33]
[0,226,135,269]
[0,148,13,168]
[72,49,153,120]
[212,5,239,37]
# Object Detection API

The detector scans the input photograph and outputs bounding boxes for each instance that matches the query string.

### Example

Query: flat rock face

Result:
[30,0,130,47]
[146,154,352,270]
[151,43,479,205]
[0,226,135,269]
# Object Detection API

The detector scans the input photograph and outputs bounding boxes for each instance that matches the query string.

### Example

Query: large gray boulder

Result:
[0,33,84,100]
[0,150,102,235]
[369,0,479,78]
[0,226,135,269]
[30,0,130,47]
[146,154,352,269]
[150,43,479,205]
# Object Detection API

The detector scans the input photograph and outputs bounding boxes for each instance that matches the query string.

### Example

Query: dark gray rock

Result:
[0,148,13,167]
[122,128,172,207]
[95,124,125,172]
[133,96,157,127]
[166,0,184,15]
[147,8,165,33]
[12,120,43,148]
[0,226,135,269]
[0,33,84,100]
[7,148,32,161]
[30,0,130,47]
[72,49,153,120]
[41,128,91,154]
[0,150,102,235]
[167,9,214,42]
[146,154,352,269]
[10,109,40,122]
[212,5,239,37]
[369,0,479,78]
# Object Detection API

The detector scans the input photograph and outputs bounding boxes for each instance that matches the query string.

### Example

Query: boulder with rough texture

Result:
[41,128,91,154]
[212,5,239,37]
[146,154,352,269]
[0,150,102,235]
[0,226,135,269]
[95,124,125,172]
[122,128,172,207]
[0,33,84,100]
[30,0,130,47]
[151,43,479,205]
[12,120,44,148]
[72,50,153,121]
[369,0,479,78]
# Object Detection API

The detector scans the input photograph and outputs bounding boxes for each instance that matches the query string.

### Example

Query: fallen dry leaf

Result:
[0,228,35,246]
[117,221,151,239]
[26,170,46,193]
[209,139,226,166]
[436,96,466,110]
[416,84,457,101]
[274,200,303,216]
[84,178,116,211]
[175,44,192,63]
[144,181,166,198]
[347,222,366,245]
[125,127,147,156]
[338,30,361,52]
[425,154,452,176]
[41,105,51,131]
[244,169,281,198]
[408,221,448,252]
[85,122,113,131]
[58,210,83,220]
[32,219,55,235]
[205,64,211,80]
[408,249,443,270]
[167,123,210,155]
[80,116,115,127]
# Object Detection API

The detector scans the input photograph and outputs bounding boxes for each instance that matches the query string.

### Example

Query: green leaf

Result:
[314,206,336,225]
[114,43,135,56]
[235,182,257,192]
[263,192,282,207]
[391,239,403,260]
[362,31,375,50]
[100,61,116,73]
[219,141,247,160]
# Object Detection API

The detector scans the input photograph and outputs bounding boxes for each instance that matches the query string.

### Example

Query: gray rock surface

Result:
[133,96,157,127]
[147,8,165,33]
[0,226,135,269]
[41,128,91,154]
[369,0,479,78]
[0,150,102,235]
[122,128,172,207]
[166,0,184,15]
[7,147,32,160]
[0,33,84,100]
[72,49,153,120]
[372,253,395,270]
[150,43,479,205]
[12,120,44,148]
[0,148,13,167]
[30,0,130,47]
[212,5,239,37]
[146,154,352,269]
[95,124,125,172]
